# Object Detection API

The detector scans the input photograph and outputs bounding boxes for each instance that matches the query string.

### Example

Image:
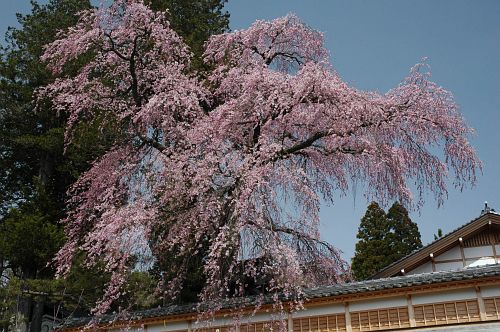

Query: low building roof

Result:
[60,264,500,329]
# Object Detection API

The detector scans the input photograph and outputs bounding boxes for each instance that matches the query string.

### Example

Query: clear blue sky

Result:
[2,1,500,260]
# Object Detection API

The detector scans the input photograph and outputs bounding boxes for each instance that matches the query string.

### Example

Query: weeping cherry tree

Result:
[37,0,480,317]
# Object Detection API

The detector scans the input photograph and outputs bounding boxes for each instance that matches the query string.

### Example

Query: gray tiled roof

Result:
[60,264,500,329]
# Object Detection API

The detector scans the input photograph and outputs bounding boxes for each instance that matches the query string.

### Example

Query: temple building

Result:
[59,206,500,332]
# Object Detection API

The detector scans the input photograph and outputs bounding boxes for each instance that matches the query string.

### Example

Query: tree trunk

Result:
[15,296,31,332]
[29,297,45,332]
[38,152,54,190]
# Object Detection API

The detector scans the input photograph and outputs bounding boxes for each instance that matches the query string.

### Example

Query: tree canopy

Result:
[0,0,94,279]
[146,0,229,71]
[0,0,230,329]
[38,0,480,317]
[351,202,423,280]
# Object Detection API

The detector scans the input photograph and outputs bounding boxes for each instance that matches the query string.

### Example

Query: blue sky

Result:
[2,1,499,260]
[224,1,500,260]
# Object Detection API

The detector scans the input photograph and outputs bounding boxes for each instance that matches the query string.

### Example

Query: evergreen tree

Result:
[0,1,103,330]
[146,0,230,72]
[351,202,422,281]
[351,202,390,281]
[0,0,230,329]
[386,202,423,260]
[434,228,443,240]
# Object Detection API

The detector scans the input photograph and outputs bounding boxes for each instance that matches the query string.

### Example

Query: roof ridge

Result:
[369,212,500,279]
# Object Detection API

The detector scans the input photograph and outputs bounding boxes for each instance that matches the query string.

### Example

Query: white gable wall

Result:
[349,296,406,312]
[435,261,463,271]
[408,242,499,275]
[436,246,462,260]
[464,246,494,257]
[291,304,344,318]
[408,261,433,275]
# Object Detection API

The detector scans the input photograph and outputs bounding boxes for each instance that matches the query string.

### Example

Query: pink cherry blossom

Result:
[39,0,480,320]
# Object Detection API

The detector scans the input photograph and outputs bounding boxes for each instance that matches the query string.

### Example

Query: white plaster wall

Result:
[464,246,493,258]
[140,306,346,332]
[192,317,236,330]
[466,257,496,268]
[145,320,189,332]
[146,314,281,332]
[349,296,406,312]
[435,246,461,261]
[408,261,433,275]
[412,288,476,305]
[480,285,500,298]
[434,261,463,271]
[291,304,344,318]
[239,312,278,324]
[147,325,167,332]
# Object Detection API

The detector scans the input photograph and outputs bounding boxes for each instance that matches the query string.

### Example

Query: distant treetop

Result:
[352,202,423,281]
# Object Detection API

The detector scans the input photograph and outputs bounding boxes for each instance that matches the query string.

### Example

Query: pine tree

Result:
[351,202,391,281]
[386,202,423,261]
[351,202,422,281]
[434,228,443,240]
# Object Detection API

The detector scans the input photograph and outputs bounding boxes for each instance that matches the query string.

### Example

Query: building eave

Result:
[58,264,500,331]
[370,212,500,279]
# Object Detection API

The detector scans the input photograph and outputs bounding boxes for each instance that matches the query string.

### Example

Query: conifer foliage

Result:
[0,0,230,328]
[352,202,423,280]
[39,0,480,316]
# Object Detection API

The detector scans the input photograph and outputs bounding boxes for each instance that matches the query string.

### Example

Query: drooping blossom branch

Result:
[38,0,480,319]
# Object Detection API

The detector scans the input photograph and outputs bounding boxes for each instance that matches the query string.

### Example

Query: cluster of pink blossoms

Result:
[38,0,480,318]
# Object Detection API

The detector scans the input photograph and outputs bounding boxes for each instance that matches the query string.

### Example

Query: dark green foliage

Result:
[122,272,162,310]
[0,0,94,277]
[0,1,114,329]
[0,1,231,328]
[0,0,93,217]
[351,202,422,281]
[434,228,443,240]
[146,0,230,72]
[0,206,64,279]
[386,202,423,260]
[0,254,109,330]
